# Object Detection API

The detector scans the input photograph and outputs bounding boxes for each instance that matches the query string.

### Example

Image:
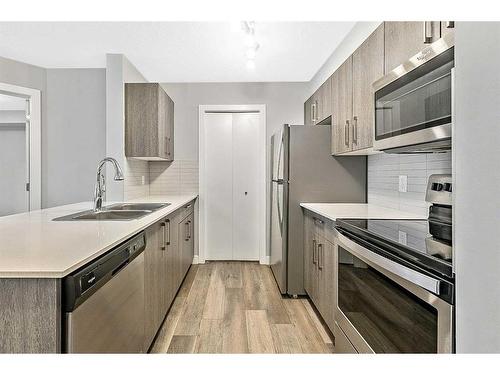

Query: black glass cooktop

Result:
[336,219,453,279]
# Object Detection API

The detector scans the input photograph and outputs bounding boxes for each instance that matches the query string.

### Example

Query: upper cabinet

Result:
[384,21,452,73]
[351,23,385,152]
[331,57,352,155]
[324,21,453,156]
[125,83,175,161]
[304,77,332,125]
[332,24,384,155]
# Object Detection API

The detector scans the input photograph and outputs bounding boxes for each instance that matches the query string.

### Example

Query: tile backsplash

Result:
[123,158,150,200]
[367,152,452,216]
[150,160,199,196]
[123,159,199,199]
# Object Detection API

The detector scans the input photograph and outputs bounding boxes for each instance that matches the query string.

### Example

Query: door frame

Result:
[0,82,41,211]
[198,104,267,264]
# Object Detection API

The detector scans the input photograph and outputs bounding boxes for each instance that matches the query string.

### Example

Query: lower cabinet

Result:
[303,211,336,335]
[144,200,195,350]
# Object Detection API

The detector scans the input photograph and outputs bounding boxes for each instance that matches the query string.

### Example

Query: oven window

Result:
[375,47,454,140]
[338,246,438,353]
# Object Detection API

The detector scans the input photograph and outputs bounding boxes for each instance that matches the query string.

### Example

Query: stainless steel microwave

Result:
[373,33,454,153]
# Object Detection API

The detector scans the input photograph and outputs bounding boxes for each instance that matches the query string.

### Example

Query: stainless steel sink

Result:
[72,210,152,221]
[54,209,153,221]
[105,203,170,211]
[53,202,170,221]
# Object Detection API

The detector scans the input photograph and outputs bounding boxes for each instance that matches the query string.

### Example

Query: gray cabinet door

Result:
[384,21,441,73]
[303,213,314,295]
[125,83,174,161]
[319,77,332,123]
[440,21,455,38]
[304,96,313,126]
[318,240,335,332]
[332,57,353,154]
[352,23,384,151]
[144,222,164,348]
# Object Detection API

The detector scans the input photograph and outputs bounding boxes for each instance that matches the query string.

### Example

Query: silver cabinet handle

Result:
[444,21,455,29]
[311,102,315,122]
[188,220,192,239]
[166,219,171,246]
[318,243,324,270]
[185,221,189,241]
[185,204,192,209]
[312,239,317,264]
[423,21,433,44]
[344,120,350,146]
[161,222,166,251]
[353,116,358,144]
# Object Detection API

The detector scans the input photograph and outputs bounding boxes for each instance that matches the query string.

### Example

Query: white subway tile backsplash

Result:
[149,159,199,196]
[368,152,452,216]
[124,158,149,200]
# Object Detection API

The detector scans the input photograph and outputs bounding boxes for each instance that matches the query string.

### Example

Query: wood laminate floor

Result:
[150,261,334,354]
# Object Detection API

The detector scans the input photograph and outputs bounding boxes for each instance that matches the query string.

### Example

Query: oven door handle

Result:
[337,232,441,295]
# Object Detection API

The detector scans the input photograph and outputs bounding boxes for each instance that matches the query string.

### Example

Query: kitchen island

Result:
[0,195,197,353]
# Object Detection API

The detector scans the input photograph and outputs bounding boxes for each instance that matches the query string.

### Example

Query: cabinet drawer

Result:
[333,322,358,354]
[178,201,195,221]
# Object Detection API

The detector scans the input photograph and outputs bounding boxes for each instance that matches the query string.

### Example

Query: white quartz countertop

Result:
[0,195,197,278]
[300,203,427,222]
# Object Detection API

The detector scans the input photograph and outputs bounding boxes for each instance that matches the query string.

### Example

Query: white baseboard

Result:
[192,255,205,264]
[260,256,270,265]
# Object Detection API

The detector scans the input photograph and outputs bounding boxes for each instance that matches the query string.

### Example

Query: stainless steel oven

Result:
[334,231,453,353]
[373,33,454,153]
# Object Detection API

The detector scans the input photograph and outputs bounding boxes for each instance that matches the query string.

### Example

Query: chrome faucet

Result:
[93,157,124,212]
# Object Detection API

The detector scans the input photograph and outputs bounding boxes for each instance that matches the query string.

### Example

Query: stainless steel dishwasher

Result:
[63,232,146,353]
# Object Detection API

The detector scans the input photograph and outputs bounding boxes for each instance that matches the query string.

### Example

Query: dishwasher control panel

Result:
[62,231,146,312]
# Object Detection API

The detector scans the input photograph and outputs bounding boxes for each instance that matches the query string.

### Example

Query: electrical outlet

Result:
[141,175,145,185]
[398,230,407,245]
[399,175,408,193]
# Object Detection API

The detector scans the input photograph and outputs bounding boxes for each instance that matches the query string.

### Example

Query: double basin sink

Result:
[54,203,170,221]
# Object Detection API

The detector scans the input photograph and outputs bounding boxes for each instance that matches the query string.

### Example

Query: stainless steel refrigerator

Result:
[270,124,367,296]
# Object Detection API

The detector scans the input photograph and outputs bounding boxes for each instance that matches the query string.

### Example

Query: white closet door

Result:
[204,113,233,260]
[232,113,260,261]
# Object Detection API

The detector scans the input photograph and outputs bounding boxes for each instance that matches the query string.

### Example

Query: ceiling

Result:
[0,22,355,82]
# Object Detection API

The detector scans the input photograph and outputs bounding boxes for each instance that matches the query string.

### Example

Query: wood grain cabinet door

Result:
[332,57,353,155]
[319,240,335,332]
[125,83,175,161]
[303,213,314,295]
[384,21,441,73]
[319,77,332,123]
[144,222,164,347]
[304,96,313,126]
[352,23,385,151]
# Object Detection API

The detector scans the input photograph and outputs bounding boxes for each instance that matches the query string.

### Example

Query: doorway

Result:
[0,82,41,216]
[199,105,266,263]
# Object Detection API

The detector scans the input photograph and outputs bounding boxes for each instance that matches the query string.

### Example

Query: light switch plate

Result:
[398,230,407,245]
[399,175,408,193]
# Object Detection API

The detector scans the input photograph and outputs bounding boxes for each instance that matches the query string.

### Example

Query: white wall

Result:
[454,22,500,353]
[160,82,308,256]
[44,69,106,207]
[105,54,150,201]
